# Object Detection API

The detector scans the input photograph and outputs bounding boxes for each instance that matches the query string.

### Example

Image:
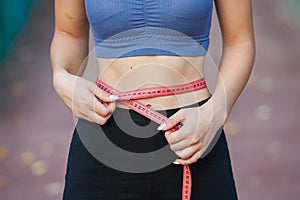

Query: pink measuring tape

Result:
[96,78,207,200]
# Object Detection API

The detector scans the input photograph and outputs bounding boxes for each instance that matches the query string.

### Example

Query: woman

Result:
[50,0,255,199]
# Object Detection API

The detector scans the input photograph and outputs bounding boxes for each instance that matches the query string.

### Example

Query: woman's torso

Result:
[84,0,213,109]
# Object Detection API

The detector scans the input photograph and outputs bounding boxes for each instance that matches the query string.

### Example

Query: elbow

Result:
[223,38,256,63]
[223,35,255,52]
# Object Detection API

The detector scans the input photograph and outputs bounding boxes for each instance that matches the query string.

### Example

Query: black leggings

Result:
[63,100,238,200]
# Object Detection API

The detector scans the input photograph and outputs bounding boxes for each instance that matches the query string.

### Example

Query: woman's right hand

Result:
[52,68,117,125]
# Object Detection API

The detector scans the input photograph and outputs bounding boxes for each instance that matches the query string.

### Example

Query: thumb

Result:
[157,110,183,131]
[91,84,118,103]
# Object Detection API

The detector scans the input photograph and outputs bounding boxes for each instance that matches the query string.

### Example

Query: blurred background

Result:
[0,0,299,199]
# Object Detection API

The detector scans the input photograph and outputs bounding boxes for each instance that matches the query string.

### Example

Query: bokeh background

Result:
[0,0,300,199]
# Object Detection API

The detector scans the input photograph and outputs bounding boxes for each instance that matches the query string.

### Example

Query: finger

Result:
[169,139,188,151]
[87,110,110,125]
[76,111,98,124]
[175,142,202,160]
[157,109,184,131]
[164,129,186,145]
[89,84,118,103]
[96,113,113,126]
[93,99,113,118]
[175,149,202,165]
[103,102,117,119]
[105,101,117,113]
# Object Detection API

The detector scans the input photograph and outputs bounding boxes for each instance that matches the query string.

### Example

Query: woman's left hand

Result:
[158,100,226,165]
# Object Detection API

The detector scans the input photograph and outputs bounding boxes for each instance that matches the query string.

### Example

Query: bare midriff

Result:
[97,55,210,110]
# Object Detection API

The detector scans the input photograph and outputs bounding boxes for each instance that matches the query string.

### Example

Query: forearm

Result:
[50,32,89,96]
[209,0,255,122]
[50,31,88,75]
[210,40,255,121]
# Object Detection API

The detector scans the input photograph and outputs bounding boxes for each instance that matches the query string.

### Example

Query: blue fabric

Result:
[85,0,213,58]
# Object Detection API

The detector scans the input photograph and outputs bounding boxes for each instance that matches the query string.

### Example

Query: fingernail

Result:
[157,123,166,130]
[109,95,119,100]
[173,161,180,165]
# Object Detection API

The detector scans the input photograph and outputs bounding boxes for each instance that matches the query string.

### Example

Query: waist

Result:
[97,55,210,110]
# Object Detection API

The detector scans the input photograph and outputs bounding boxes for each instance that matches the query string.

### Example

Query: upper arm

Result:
[214,0,254,47]
[54,0,89,39]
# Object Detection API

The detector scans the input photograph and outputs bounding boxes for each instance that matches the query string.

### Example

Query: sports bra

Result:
[85,0,213,58]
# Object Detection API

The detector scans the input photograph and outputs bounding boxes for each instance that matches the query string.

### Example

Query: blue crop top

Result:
[85,0,213,58]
